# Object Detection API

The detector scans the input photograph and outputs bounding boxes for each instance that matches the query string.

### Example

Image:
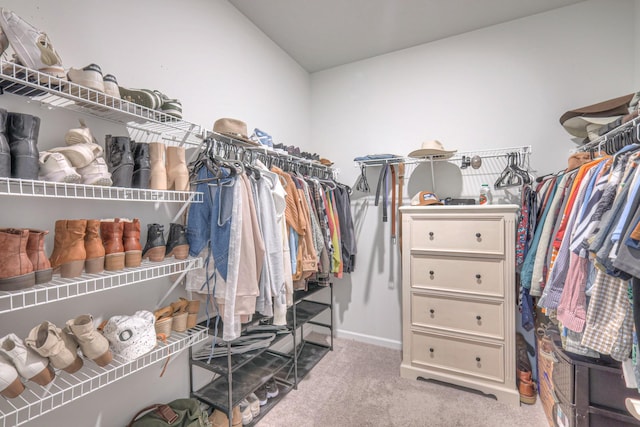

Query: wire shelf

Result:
[0,177,203,203]
[353,146,532,166]
[0,59,207,146]
[0,325,208,427]
[0,257,203,314]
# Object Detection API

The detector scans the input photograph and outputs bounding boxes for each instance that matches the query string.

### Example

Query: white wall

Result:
[310,0,637,348]
[0,1,310,426]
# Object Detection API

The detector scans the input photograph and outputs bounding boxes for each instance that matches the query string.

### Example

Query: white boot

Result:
[25,321,84,374]
[0,333,54,386]
[0,355,24,398]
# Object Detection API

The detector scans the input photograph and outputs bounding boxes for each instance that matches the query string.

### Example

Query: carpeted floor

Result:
[258,336,548,427]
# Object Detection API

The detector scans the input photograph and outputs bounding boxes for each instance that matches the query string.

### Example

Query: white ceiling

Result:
[229,0,584,72]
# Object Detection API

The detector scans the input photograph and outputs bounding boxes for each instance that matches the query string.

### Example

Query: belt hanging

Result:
[390,165,397,242]
[374,164,388,208]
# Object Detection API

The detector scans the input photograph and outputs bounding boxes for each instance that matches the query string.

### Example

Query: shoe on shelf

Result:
[67,63,104,93]
[0,8,65,79]
[38,151,81,183]
[102,74,120,99]
[238,399,253,425]
[246,393,260,417]
[0,333,54,386]
[76,157,112,186]
[160,98,182,120]
[119,87,160,110]
[254,385,268,406]
[49,143,101,169]
[0,355,24,398]
[65,119,101,148]
[209,407,241,427]
[265,378,279,399]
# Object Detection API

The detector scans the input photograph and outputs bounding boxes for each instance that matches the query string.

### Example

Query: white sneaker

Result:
[64,119,103,156]
[246,393,260,417]
[0,333,54,386]
[0,8,65,78]
[38,151,81,183]
[238,399,253,425]
[77,157,112,186]
[103,74,121,99]
[49,143,101,168]
[67,63,105,93]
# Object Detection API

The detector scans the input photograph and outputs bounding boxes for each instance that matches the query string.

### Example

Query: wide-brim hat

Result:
[408,140,456,159]
[320,158,333,166]
[560,93,634,138]
[213,118,258,145]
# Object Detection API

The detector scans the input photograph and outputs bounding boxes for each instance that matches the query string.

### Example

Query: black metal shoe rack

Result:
[188,282,334,427]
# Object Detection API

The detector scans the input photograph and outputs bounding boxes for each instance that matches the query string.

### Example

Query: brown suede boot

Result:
[26,229,52,284]
[84,220,105,274]
[49,220,87,278]
[166,146,189,191]
[0,228,35,290]
[100,218,124,271]
[149,142,167,191]
[123,218,142,268]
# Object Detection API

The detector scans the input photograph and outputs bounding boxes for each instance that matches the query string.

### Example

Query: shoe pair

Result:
[142,223,189,262]
[66,63,120,99]
[154,298,199,337]
[40,120,112,186]
[0,8,65,79]
[118,87,183,119]
[254,378,279,406]
[0,333,55,399]
[209,406,241,427]
[238,393,260,425]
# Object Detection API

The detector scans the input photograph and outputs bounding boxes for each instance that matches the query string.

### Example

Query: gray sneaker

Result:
[0,8,64,78]
[265,378,279,399]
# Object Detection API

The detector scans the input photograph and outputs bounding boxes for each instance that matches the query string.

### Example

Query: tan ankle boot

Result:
[25,321,83,373]
[100,218,124,271]
[49,219,87,278]
[0,228,35,290]
[122,218,142,268]
[84,219,105,273]
[65,314,112,367]
[166,146,189,191]
[26,229,52,284]
[149,142,167,190]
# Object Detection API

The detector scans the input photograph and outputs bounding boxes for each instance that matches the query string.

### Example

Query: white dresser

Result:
[399,205,520,405]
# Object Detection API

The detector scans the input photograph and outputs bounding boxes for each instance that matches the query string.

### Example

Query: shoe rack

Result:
[189,282,333,427]
[0,60,209,426]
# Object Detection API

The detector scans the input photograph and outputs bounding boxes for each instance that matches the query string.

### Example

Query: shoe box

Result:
[537,333,556,427]
[549,331,640,427]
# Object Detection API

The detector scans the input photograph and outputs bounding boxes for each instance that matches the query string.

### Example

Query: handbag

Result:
[127,398,209,427]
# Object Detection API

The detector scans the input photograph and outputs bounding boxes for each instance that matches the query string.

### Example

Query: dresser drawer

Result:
[410,254,504,297]
[411,331,504,382]
[410,217,504,254]
[411,292,504,339]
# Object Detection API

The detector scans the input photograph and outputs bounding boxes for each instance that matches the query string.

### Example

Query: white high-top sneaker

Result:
[0,355,24,398]
[0,333,54,386]
[38,151,81,183]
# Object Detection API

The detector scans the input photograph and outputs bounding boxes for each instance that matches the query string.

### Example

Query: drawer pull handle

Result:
[475,232,481,238]
[475,357,481,362]
[429,232,434,237]
[429,309,435,314]
[429,348,434,353]
[429,270,434,275]
[476,315,482,321]
[475,274,481,279]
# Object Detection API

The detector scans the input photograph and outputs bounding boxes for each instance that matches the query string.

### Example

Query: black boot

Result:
[131,141,150,189]
[105,135,134,188]
[142,223,165,262]
[165,223,189,260]
[7,112,40,180]
[0,109,10,178]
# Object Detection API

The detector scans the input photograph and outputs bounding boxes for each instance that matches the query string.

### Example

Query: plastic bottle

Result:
[479,184,492,205]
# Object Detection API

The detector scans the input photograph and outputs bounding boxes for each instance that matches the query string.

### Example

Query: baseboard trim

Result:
[335,329,402,350]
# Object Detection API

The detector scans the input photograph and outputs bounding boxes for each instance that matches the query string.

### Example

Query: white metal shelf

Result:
[0,325,208,427]
[0,59,207,146]
[0,177,203,203]
[0,257,203,314]
[353,145,532,166]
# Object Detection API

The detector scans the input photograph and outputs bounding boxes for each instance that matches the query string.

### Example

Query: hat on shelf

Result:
[320,158,333,166]
[566,152,592,171]
[213,118,258,145]
[559,93,636,139]
[102,310,157,361]
[410,191,443,206]
[408,140,456,159]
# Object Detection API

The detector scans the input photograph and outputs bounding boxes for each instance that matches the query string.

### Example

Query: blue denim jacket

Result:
[187,165,236,281]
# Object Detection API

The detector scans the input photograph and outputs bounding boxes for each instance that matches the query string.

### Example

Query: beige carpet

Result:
[258,337,548,427]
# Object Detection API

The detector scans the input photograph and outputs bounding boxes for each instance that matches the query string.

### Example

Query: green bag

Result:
[128,398,209,427]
